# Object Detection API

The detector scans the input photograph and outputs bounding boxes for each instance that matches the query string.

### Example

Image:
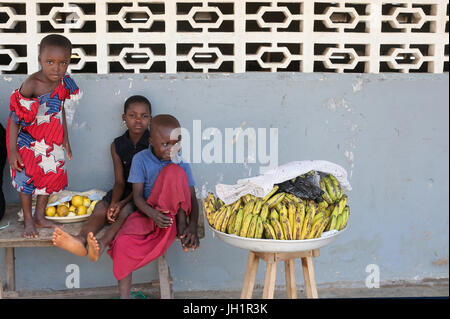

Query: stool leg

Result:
[241,251,260,299]
[284,259,297,299]
[262,260,277,299]
[301,256,318,299]
[158,253,172,299]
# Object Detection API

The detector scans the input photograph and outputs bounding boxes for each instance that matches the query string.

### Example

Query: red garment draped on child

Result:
[108,163,191,280]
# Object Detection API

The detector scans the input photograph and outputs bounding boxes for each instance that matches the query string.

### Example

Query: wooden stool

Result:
[240,249,320,299]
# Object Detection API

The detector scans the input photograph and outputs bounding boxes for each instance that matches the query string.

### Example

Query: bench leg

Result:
[301,256,318,298]
[5,247,15,292]
[157,253,172,299]
[240,251,260,299]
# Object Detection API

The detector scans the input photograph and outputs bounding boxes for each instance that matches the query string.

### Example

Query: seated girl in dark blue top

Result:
[52,95,152,261]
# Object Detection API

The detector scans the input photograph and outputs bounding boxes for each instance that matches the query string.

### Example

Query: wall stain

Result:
[352,76,367,92]
[322,97,360,180]
[433,257,449,266]
[281,94,287,107]
[64,91,83,127]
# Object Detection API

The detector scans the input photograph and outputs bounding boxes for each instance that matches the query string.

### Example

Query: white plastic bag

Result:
[215,160,351,205]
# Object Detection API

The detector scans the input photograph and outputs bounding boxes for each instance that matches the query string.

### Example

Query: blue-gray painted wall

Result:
[0,73,448,292]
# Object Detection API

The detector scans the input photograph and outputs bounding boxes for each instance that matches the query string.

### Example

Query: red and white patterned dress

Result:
[6,75,79,195]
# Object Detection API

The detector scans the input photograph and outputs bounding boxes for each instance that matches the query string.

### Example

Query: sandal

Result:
[130,291,147,299]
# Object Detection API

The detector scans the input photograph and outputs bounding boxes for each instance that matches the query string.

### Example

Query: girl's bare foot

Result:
[87,232,105,262]
[52,228,87,256]
[23,219,39,238]
[34,216,63,228]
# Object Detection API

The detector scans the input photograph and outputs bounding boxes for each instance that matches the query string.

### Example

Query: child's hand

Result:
[106,202,122,223]
[149,209,173,229]
[63,140,72,160]
[180,223,199,251]
[9,150,24,172]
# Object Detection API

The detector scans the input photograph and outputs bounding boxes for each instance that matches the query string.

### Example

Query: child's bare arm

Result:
[181,186,200,249]
[8,117,23,172]
[9,78,36,172]
[188,186,199,229]
[62,105,72,160]
[132,182,173,228]
[109,142,128,205]
[106,142,127,222]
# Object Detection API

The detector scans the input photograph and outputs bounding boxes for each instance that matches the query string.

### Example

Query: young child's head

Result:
[122,95,152,135]
[150,114,182,161]
[38,34,72,82]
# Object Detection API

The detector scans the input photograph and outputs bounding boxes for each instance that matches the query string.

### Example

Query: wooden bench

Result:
[0,200,204,299]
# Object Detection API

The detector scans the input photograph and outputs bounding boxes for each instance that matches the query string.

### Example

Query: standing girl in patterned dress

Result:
[6,34,79,238]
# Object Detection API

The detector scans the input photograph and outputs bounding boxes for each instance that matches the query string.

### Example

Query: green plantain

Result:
[262,186,279,204]
[266,192,286,209]
[320,178,334,204]
[263,221,276,239]
[246,214,258,238]
[254,217,264,239]
[252,198,263,216]
[227,211,237,234]
[219,206,233,233]
[233,208,244,235]
[260,203,270,221]
[239,213,254,237]
[328,174,343,200]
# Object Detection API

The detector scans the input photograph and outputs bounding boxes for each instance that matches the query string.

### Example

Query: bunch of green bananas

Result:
[204,174,350,240]
[320,174,344,204]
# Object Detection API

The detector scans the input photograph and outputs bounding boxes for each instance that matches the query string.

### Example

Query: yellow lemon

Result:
[71,195,84,207]
[56,205,69,217]
[76,206,87,216]
[45,206,56,217]
[69,205,77,213]
[83,196,91,208]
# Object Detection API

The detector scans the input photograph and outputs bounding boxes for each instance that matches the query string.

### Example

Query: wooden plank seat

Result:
[0,200,204,299]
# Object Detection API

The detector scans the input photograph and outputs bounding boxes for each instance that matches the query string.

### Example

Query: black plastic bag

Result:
[277,172,324,202]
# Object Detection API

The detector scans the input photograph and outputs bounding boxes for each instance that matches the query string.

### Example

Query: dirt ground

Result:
[78,278,449,299]
[4,278,447,299]
[173,279,449,299]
